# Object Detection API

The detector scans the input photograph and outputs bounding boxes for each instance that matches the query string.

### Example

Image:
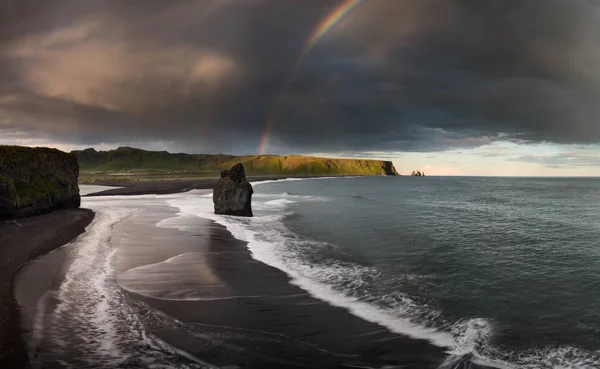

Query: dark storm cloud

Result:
[2,0,600,154]
[269,0,600,152]
[0,0,342,152]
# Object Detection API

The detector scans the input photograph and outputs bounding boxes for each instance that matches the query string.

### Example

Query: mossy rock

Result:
[0,146,81,218]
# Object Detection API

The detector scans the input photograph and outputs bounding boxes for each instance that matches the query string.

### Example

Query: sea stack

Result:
[213,163,253,217]
[0,146,81,218]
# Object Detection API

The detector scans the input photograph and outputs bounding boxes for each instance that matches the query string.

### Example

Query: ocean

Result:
[15,177,600,368]
[198,176,600,368]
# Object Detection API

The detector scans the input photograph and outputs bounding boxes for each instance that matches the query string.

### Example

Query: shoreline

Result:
[6,179,490,368]
[114,194,471,368]
[170,218,452,368]
[82,175,367,196]
[83,178,486,367]
[109,205,450,368]
[0,208,95,368]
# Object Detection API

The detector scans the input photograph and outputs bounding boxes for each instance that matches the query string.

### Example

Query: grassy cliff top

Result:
[73,147,398,180]
[0,145,80,218]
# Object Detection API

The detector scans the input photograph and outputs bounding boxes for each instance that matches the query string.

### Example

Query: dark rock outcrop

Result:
[0,146,81,218]
[411,170,424,176]
[381,161,399,176]
[213,163,253,217]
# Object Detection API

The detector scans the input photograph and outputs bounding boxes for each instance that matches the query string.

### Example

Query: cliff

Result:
[0,146,81,218]
[73,147,399,177]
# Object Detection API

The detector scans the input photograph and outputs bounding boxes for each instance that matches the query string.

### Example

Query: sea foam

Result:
[33,196,211,368]
[165,183,456,349]
[164,178,599,369]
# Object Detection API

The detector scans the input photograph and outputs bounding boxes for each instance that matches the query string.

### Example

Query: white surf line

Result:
[95,189,596,369]
[45,198,213,368]
[165,192,457,350]
[79,184,125,196]
[250,175,362,186]
[28,290,54,366]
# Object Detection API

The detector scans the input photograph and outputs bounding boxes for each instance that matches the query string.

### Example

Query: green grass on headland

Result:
[74,147,399,182]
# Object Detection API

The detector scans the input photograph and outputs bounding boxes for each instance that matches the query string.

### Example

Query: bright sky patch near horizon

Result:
[2,0,600,176]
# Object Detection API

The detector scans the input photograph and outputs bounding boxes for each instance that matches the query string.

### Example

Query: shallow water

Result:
[15,193,211,368]
[16,191,363,368]
[192,177,600,368]
[15,178,600,368]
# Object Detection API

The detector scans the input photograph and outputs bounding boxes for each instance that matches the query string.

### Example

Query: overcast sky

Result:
[2,0,600,175]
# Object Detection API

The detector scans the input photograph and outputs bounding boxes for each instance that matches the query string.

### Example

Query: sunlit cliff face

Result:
[3,0,600,175]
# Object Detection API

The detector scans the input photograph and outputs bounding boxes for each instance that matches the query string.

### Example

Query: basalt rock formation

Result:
[213,163,253,217]
[411,170,425,176]
[0,146,81,218]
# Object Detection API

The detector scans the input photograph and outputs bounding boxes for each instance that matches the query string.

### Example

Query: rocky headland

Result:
[0,146,81,218]
[73,147,399,177]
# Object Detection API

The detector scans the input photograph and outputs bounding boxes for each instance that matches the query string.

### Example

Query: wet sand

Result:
[12,193,488,368]
[146,223,451,368]
[83,179,220,196]
[0,209,94,368]
[110,207,455,368]
[84,176,324,196]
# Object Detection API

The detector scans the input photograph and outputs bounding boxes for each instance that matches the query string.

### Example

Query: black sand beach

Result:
[0,209,94,368]
[109,205,472,368]
[83,179,220,196]
[135,218,451,368]
[83,177,276,196]
[84,176,325,197]
[8,183,490,368]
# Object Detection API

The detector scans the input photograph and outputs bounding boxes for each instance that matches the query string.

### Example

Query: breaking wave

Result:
[28,198,210,369]
[164,178,599,369]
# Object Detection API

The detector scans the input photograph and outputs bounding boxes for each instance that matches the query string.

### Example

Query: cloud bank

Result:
[2,0,600,155]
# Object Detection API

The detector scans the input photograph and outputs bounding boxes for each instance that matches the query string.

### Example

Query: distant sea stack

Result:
[411,170,425,176]
[213,163,253,217]
[0,146,81,218]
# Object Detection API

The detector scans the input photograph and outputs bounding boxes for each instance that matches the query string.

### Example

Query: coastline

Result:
[136,216,452,368]
[2,181,216,367]
[7,179,493,368]
[103,200,456,368]
[82,178,220,196]
[82,175,361,196]
[0,208,95,368]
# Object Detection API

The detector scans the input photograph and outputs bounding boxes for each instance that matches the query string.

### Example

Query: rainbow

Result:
[258,0,364,155]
